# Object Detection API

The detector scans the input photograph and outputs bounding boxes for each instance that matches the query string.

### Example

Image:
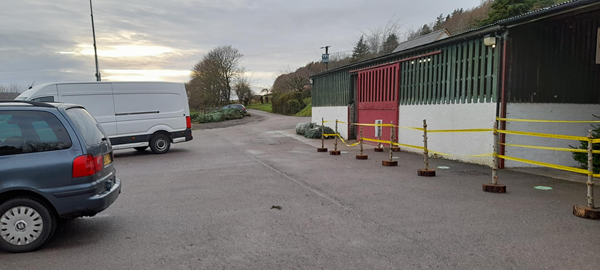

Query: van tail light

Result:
[72,155,96,178]
[186,116,192,129]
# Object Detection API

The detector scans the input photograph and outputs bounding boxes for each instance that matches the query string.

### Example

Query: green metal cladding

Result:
[312,38,499,107]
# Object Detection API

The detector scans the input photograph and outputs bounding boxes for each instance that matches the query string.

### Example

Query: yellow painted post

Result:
[317,118,327,152]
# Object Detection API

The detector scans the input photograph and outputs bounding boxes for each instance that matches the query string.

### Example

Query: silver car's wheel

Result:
[1,207,44,246]
[0,198,54,253]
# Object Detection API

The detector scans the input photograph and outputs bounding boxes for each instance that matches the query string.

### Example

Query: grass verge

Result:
[247,103,272,113]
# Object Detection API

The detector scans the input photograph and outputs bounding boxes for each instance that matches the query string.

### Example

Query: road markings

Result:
[241,149,352,211]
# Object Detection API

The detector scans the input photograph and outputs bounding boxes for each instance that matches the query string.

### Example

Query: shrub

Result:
[272,91,306,115]
[286,99,304,115]
[571,122,600,173]
[194,109,244,123]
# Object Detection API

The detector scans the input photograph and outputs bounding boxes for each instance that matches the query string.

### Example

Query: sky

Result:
[0,0,481,93]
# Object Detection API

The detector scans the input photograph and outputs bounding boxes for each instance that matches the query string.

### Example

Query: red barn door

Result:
[356,63,400,142]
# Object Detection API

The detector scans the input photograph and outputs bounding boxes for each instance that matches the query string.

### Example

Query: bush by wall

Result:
[272,91,307,115]
[192,109,245,123]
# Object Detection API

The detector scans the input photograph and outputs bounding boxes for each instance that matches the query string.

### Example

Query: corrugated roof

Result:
[392,29,449,53]
[312,0,600,78]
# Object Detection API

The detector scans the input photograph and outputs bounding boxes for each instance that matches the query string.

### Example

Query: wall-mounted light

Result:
[309,78,313,85]
[484,35,497,48]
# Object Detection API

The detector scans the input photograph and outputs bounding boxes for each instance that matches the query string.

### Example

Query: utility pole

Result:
[90,0,100,81]
[321,46,331,70]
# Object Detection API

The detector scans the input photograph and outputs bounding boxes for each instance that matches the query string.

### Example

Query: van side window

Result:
[0,111,72,156]
[31,96,55,102]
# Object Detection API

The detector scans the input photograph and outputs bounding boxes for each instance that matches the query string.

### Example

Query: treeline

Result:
[0,84,24,100]
[408,0,568,38]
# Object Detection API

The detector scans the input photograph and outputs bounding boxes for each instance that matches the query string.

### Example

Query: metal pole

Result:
[423,119,429,171]
[492,122,499,185]
[334,120,338,151]
[587,130,595,208]
[360,126,364,156]
[89,0,100,81]
[321,118,325,148]
[378,127,382,150]
[389,121,393,161]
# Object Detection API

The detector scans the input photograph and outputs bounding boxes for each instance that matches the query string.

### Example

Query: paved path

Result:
[1,109,598,269]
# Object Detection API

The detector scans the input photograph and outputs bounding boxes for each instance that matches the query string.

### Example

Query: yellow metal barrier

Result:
[496,129,589,141]
[497,117,600,123]
[501,143,600,154]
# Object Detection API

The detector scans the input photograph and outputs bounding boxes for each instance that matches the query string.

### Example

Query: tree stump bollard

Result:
[417,119,435,176]
[330,120,341,155]
[317,117,328,152]
[391,123,401,152]
[356,125,368,160]
[382,121,398,166]
[483,122,506,193]
[573,130,599,219]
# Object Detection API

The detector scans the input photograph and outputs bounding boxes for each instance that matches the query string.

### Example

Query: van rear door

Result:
[57,83,118,138]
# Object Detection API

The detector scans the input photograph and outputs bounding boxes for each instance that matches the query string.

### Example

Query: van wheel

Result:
[134,147,148,152]
[0,197,55,253]
[150,134,171,154]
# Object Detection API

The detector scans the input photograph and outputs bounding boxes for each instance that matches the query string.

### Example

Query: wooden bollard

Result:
[417,119,435,176]
[573,129,599,219]
[391,122,401,152]
[356,125,368,160]
[330,120,341,155]
[483,122,506,193]
[317,117,328,152]
[382,121,398,166]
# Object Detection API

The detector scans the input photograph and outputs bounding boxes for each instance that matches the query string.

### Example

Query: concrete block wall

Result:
[398,103,497,166]
[311,106,349,139]
[504,103,600,168]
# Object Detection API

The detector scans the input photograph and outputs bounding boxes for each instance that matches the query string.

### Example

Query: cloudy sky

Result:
[0,0,480,93]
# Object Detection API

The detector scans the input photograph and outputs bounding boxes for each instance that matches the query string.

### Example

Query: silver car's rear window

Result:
[65,108,105,146]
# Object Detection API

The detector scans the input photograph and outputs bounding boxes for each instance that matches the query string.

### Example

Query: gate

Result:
[356,63,400,142]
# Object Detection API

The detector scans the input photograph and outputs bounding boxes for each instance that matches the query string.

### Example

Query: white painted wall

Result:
[398,103,497,166]
[312,106,349,139]
[504,103,600,168]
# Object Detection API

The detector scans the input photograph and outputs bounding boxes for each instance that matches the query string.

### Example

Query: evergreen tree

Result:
[434,14,445,30]
[482,0,535,25]
[419,24,433,35]
[351,35,370,63]
[572,120,600,173]
[381,33,400,54]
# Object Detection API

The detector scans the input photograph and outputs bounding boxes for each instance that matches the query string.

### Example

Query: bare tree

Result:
[234,76,253,106]
[361,17,403,55]
[188,45,245,109]
[0,84,24,100]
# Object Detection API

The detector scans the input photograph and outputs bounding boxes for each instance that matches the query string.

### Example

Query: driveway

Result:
[1,109,598,269]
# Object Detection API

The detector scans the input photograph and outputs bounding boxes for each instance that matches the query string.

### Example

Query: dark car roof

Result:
[0,100,84,110]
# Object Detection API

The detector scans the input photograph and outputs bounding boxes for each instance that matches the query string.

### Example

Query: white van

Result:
[16,81,193,154]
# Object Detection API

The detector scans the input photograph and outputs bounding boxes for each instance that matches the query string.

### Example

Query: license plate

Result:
[103,154,112,165]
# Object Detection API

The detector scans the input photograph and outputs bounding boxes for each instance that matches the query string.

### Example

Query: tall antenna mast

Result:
[90,0,100,81]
